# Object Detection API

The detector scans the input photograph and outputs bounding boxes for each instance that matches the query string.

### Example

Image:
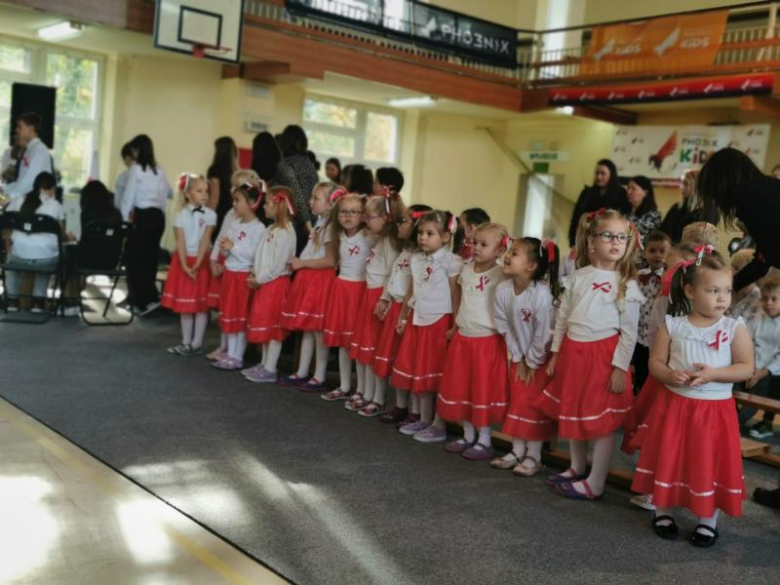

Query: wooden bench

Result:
[734,390,780,467]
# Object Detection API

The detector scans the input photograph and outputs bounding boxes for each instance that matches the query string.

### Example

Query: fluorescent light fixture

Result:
[556,106,574,116]
[37,21,83,41]
[386,96,437,108]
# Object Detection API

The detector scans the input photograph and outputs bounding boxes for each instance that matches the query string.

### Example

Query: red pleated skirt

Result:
[161,255,211,314]
[631,388,745,517]
[390,315,452,394]
[621,376,665,455]
[323,278,366,348]
[349,287,385,364]
[206,254,226,310]
[373,301,403,378]
[280,268,335,332]
[534,335,633,441]
[218,269,253,334]
[437,333,510,426]
[246,276,291,344]
[502,359,557,441]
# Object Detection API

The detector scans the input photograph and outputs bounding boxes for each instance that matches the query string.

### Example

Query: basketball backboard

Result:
[154,0,245,63]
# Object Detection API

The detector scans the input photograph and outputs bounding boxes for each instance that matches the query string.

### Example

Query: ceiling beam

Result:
[739,95,780,118]
[572,105,637,125]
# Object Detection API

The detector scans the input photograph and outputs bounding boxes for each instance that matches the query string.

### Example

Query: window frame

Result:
[302,93,402,168]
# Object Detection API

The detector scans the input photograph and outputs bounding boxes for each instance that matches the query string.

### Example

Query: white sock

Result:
[410,393,420,415]
[462,421,476,443]
[363,368,376,402]
[192,312,208,349]
[477,426,492,448]
[313,332,329,381]
[525,440,543,464]
[181,313,194,345]
[264,340,283,373]
[586,434,615,494]
[220,333,228,351]
[420,394,434,423]
[374,376,387,406]
[338,347,352,392]
[296,332,315,378]
[511,438,527,460]
[355,362,366,396]
[698,510,719,532]
[232,332,247,361]
[227,334,237,358]
[655,507,674,526]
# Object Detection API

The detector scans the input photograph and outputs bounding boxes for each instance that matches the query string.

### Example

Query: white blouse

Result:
[173,205,217,256]
[665,315,744,400]
[494,280,555,369]
[366,236,400,290]
[382,249,412,303]
[252,224,296,284]
[338,230,374,282]
[7,194,64,259]
[120,163,173,220]
[552,265,644,372]
[456,263,505,337]
[224,218,265,272]
[300,215,333,261]
[409,247,463,326]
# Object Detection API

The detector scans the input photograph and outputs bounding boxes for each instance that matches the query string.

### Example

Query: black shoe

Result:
[689,524,719,547]
[749,422,774,439]
[753,485,780,510]
[652,515,679,540]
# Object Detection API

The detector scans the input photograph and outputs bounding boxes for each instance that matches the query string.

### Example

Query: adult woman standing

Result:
[121,134,172,315]
[660,169,718,243]
[623,175,661,244]
[567,159,627,247]
[279,125,318,227]
[697,147,780,291]
[207,136,238,238]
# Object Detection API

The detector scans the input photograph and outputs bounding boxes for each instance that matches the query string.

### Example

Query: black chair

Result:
[75,220,135,326]
[0,211,65,324]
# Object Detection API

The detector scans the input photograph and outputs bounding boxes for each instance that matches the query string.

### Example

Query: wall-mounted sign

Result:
[521,151,568,163]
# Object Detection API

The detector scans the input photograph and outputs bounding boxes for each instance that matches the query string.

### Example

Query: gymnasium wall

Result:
[583,0,760,24]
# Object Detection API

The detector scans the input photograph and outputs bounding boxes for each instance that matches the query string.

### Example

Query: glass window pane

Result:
[0,44,32,74]
[54,126,93,187]
[0,117,10,153]
[307,129,355,158]
[303,99,357,129]
[364,112,398,163]
[46,53,98,119]
[0,80,11,108]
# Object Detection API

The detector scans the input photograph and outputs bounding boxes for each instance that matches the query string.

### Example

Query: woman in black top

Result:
[80,180,121,227]
[660,169,718,243]
[623,175,661,245]
[697,147,780,290]
[207,137,238,238]
[279,125,318,230]
[567,159,627,247]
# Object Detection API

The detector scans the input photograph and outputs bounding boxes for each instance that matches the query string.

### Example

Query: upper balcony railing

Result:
[244,0,780,88]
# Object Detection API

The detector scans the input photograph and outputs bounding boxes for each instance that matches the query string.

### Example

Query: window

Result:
[303,96,401,167]
[0,37,102,189]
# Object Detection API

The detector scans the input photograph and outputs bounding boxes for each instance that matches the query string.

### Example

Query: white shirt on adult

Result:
[120,162,173,220]
[3,137,53,201]
[173,204,217,256]
[7,193,64,259]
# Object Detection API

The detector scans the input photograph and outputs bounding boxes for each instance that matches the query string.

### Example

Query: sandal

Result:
[358,402,386,418]
[321,388,352,402]
[445,438,475,454]
[379,407,408,424]
[689,524,719,548]
[652,515,679,540]
[299,378,328,392]
[512,455,543,477]
[554,479,604,501]
[167,343,189,355]
[345,394,367,411]
[545,468,587,486]
[490,454,520,470]
[279,374,309,387]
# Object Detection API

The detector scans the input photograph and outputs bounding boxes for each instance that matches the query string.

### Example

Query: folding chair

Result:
[75,220,135,326]
[0,211,65,324]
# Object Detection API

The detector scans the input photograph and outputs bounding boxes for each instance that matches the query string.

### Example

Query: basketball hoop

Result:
[192,43,231,59]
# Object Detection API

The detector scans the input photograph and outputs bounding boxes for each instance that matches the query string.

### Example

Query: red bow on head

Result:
[378,186,392,214]
[587,207,606,220]
[501,235,513,249]
[708,330,729,350]
[541,239,556,263]
[694,244,715,265]
[273,191,296,217]
[661,259,696,296]
[410,210,426,221]
[447,215,457,234]
[329,187,348,203]
[179,172,201,192]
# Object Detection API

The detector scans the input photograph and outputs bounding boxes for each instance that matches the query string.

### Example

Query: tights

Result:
[226,332,247,361]
[338,348,353,392]
[295,332,329,381]
[180,312,209,348]
[567,434,614,496]
[462,422,492,447]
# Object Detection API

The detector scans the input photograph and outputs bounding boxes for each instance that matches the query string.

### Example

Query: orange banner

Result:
[582,11,728,76]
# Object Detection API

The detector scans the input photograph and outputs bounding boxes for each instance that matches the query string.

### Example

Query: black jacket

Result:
[568,185,627,247]
[734,177,780,290]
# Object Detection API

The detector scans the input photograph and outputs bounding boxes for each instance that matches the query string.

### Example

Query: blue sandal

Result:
[554,479,604,500]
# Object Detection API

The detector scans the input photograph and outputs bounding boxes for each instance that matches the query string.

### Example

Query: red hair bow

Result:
[501,235,513,249]
[587,207,606,220]
[329,187,348,203]
[273,191,296,217]
[410,210,426,221]
[448,215,458,234]
[694,244,715,265]
[541,239,556,262]
[179,172,200,192]
[378,186,392,214]
[661,259,696,296]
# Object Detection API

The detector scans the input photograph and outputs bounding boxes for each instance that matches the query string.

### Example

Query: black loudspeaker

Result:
[10,83,56,149]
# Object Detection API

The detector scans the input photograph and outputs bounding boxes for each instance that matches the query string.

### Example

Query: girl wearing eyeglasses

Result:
[536,208,643,500]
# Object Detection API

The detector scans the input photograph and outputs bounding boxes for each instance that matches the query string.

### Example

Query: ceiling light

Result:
[387,96,437,108]
[37,21,84,41]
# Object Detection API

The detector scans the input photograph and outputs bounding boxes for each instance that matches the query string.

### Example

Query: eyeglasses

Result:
[338,210,362,217]
[595,232,630,244]
[365,214,383,221]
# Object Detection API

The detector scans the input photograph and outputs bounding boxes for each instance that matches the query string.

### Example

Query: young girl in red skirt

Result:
[242,187,298,383]
[391,210,463,443]
[212,182,266,370]
[437,223,510,459]
[321,193,376,401]
[278,182,339,391]
[374,204,432,426]
[537,208,643,500]
[206,169,263,362]
[631,253,753,547]
[162,174,216,356]
[490,237,561,476]
[346,171,405,416]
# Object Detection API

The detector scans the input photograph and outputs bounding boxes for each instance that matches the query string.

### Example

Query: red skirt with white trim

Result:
[390,315,452,394]
[631,388,745,517]
[502,359,557,441]
[161,255,210,314]
[206,254,226,310]
[373,301,403,378]
[621,376,664,455]
[349,287,385,364]
[246,276,291,344]
[437,333,509,427]
[280,268,335,332]
[323,278,366,348]
[534,335,633,441]
[218,269,253,334]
